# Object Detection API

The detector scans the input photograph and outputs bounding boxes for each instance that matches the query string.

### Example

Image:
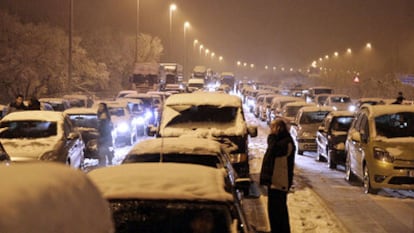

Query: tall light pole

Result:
[183,21,190,79]
[68,0,73,92]
[169,3,176,61]
[135,0,140,63]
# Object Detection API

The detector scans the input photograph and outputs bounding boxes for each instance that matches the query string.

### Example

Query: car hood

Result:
[1,137,60,161]
[374,137,414,161]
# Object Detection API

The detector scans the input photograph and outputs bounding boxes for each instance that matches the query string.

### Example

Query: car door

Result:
[63,118,84,168]
[354,114,369,178]
[347,112,363,177]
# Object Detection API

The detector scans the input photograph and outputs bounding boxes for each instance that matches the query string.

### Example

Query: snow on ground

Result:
[248,111,348,233]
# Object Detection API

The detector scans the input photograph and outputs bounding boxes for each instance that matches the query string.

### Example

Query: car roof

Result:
[64,107,98,115]
[1,110,64,122]
[361,104,414,117]
[38,98,68,103]
[88,163,233,202]
[299,106,335,112]
[284,101,315,107]
[127,137,224,156]
[326,110,355,117]
[0,163,114,233]
[165,92,242,108]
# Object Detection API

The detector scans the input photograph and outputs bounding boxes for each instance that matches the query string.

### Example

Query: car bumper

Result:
[369,160,414,190]
[297,138,317,152]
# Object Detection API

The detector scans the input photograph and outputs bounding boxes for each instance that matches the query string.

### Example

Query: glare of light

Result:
[193,39,198,46]
[273,66,276,71]
[199,44,204,50]
[319,57,323,62]
[311,61,317,68]
[169,3,177,12]
[298,69,302,72]
[334,52,339,57]
[237,61,241,66]
[265,65,268,70]
[290,68,293,72]
[325,55,329,59]
[250,64,255,68]
[219,56,223,61]
[366,42,372,49]
[205,49,210,56]
[347,48,352,54]
[184,21,190,29]
[243,62,247,67]
[211,52,215,58]
[281,67,285,71]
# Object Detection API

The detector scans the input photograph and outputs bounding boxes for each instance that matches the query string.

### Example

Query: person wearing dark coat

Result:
[97,103,114,166]
[6,94,27,114]
[260,119,296,233]
[27,97,41,110]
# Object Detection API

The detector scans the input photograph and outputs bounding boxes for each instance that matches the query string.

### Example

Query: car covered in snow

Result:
[38,97,71,111]
[316,110,355,168]
[0,163,114,233]
[148,92,257,177]
[88,163,254,233]
[0,111,85,168]
[345,105,414,194]
[323,94,356,111]
[290,106,334,155]
[122,137,238,186]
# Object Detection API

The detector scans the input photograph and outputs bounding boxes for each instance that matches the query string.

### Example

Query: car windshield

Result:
[300,111,330,124]
[109,200,233,233]
[109,107,125,117]
[0,121,57,139]
[123,153,222,168]
[331,116,354,131]
[167,105,237,125]
[375,112,414,138]
[284,106,303,117]
[68,114,98,129]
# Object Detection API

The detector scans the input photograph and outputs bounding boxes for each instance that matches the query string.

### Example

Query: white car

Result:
[323,94,356,111]
[0,111,85,168]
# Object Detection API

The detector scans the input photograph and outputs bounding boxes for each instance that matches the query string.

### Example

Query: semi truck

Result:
[160,63,183,85]
[130,63,163,93]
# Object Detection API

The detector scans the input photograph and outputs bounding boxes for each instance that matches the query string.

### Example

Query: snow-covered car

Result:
[63,94,94,108]
[88,163,254,233]
[122,137,238,186]
[316,110,355,168]
[290,106,334,155]
[354,97,386,109]
[115,89,137,99]
[0,104,6,119]
[99,100,137,147]
[0,111,85,168]
[149,92,258,177]
[267,96,302,125]
[64,107,101,160]
[345,105,414,194]
[122,93,163,126]
[0,163,114,233]
[38,97,71,111]
[323,94,356,111]
[279,101,316,126]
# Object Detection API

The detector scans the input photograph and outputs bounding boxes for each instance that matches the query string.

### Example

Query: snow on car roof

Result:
[1,110,64,122]
[64,107,98,115]
[38,97,68,103]
[284,101,314,107]
[363,104,414,117]
[0,163,114,233]
[128,137,223,155]
[88,163,234,202]
[299,106,335,112]
[165,92,242,108]
[327,110,355,117]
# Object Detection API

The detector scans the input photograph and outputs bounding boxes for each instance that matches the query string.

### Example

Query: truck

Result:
[192,66,207,79]
[130,62,163,93]
[160,63,183,85]
[220,72,236,92]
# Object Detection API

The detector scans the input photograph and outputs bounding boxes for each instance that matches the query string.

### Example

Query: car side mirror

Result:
[247,126,258,137]
[351,131,361,142]
[235,178,260,198]
[146,125,157,137]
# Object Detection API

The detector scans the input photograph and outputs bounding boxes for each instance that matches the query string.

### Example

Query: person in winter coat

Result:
[27,97,41,110]
[6,94,27,114]
[97,103,114,166]
[260,118,296,233]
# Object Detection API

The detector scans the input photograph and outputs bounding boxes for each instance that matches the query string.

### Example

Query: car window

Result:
[0,121,57,138]
[109,107,125,117]
[109,200,233,233]
[68,114,98,129]
[167,106,238,125]
[331,116,354,131]
[375,112,414,138]
[300,111,330,124]
[124,153,222,168]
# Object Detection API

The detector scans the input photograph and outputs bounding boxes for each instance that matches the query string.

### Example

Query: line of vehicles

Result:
[242,83,414,194]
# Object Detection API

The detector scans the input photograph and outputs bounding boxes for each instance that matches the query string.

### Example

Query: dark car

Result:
[316,111,355,168]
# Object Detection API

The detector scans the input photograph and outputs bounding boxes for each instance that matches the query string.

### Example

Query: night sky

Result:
[2,0,413,70]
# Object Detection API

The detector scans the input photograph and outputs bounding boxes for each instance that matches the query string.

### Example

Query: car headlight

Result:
[116,122,130,133]
[132,116,146,125]
[41,151,58,161]
[348,105,356,112]
[333,106,338,111]
[145,110,153,120]
[373,147,394,163]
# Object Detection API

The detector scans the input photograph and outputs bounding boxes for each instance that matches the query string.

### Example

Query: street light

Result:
[205,49,210,56]
[183,21,190,79]
[346,48,352,54]
[219,56,223,62]
[169,3,177,61]
[366,42,372,50]
[199,44,204,55]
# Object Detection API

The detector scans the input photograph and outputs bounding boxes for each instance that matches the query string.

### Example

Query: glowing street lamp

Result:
[169,3,177,59]
[219,56,223,62]
[205,49,210,56]
[346,48,352,54]
[334,52,339,57]
[237,61,241,66]
[199,44,204,55]
[366,42,372,49]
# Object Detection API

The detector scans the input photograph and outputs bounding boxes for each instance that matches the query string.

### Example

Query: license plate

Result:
[409,170,414,177]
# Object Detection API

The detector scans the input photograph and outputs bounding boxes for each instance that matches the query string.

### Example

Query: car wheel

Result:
[345,151,356,182]
[363,165,379,194]
[327,149,337,169]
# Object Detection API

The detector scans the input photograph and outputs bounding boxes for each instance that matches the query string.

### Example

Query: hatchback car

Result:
[0,163,114,233]
[316,110,355,168]
[290,106,334,155]
[323,94,355,111]
[345,105,414,194]
[0,111,85,168]
[148,92,257,177]
[38,97,71,111]
[88,163,254,233]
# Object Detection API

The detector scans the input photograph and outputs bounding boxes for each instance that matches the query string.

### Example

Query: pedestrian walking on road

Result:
[97,102,114,166]
[260,118,296,233]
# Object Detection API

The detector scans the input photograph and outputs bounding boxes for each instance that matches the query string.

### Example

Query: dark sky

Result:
[2,0,414,70]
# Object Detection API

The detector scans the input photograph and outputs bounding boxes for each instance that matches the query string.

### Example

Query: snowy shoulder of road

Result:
[248,122,349,233]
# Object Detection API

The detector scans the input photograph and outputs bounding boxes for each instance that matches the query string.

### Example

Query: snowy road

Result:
[247,106,414,233]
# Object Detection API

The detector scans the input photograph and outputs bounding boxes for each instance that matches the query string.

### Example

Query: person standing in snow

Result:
[260,118,296,233]
[97,102,114,166]
[6,94,27,114]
